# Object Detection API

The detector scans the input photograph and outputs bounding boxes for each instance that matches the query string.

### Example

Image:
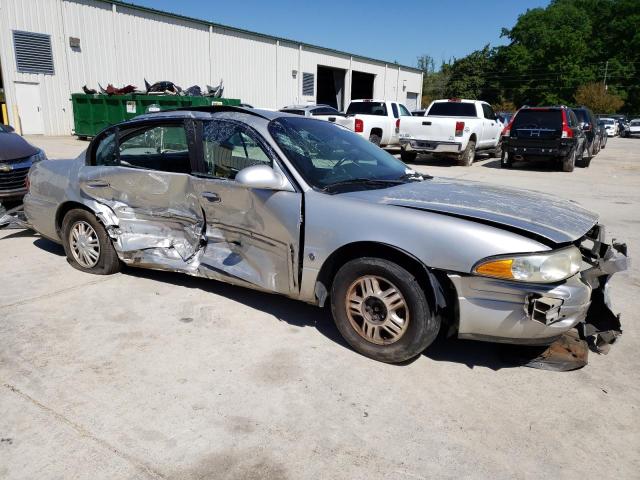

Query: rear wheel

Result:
[458,139,476,166]
[400,148,417,162]
[61,209,121,275]
[331,257,440,363]
[492,141,503,159]
[562,149,576,172]
[369,133,382,146]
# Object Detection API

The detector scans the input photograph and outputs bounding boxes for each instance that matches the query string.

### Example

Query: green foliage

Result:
[416,0,640,113]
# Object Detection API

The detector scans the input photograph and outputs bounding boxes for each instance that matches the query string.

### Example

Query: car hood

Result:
[0,132,39,162]
[342,177,598,244]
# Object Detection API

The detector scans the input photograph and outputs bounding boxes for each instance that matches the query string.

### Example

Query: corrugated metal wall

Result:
[0,0,423,135]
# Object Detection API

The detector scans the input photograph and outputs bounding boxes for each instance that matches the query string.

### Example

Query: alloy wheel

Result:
[345,275,410,345]
[69,221,100,268]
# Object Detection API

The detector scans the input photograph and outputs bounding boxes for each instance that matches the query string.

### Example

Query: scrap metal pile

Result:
[81,79,224,97]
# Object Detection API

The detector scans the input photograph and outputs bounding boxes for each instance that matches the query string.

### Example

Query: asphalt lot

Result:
[1,135,639,479]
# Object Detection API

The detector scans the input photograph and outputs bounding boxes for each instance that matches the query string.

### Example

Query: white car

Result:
[628,118,640,136]
[399,99,503,165]
[336,100,412,147]
[599,118,618,137]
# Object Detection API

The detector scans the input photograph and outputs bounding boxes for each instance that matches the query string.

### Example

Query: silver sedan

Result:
[22,107,628,363]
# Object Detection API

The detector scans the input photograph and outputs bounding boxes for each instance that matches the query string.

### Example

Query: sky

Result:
[127,0,550,68]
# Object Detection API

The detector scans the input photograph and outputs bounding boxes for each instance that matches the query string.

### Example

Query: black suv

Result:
[571,106,599,160]
[501,106,587,172]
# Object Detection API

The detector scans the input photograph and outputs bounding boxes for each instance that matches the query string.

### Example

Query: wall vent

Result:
[302,72,314,96]
[13,30,55,75]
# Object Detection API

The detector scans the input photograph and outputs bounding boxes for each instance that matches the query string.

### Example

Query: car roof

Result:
[132,106,295,123]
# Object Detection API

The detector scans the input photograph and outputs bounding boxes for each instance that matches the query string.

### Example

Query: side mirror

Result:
[582,123,590,131]
[235,164,288,190]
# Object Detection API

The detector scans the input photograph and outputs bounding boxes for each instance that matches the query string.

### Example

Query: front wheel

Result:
[330,258,440,363]
[61,209,121,275]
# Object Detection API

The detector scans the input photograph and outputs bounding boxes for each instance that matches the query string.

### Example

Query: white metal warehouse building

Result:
[0,0,424,136]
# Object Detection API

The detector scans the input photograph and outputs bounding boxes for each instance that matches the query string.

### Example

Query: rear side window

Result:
[511,110,562,137]
[391,103,399,118]
[346,102,387,116]
[398,104,412,116]
[481,104,497,120]
[427,102,477,117]
[118,125,191,173]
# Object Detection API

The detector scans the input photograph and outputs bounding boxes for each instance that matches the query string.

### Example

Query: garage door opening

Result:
[351,71,375,100]
[316,65,346,110]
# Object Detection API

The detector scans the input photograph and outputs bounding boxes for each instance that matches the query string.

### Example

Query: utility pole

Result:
[604,60,609,90]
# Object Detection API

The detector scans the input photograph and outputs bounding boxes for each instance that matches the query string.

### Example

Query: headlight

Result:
[30,149,47,163]
[473,247,582,283]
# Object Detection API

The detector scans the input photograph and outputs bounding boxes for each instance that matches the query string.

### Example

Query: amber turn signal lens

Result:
[474,259,514,279]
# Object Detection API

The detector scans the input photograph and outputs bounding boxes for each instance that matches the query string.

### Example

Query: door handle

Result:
[86,180,110,188]
[202,192,221,203]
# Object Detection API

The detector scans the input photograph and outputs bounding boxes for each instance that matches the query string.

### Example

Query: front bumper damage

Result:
[578,227,629,353]
[451,225,629,369]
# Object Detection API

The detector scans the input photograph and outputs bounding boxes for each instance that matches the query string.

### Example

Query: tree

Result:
[575,82,624,113]
[417,54,450,107]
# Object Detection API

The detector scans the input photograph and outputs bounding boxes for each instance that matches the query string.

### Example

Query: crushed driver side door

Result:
[189,118,303,295]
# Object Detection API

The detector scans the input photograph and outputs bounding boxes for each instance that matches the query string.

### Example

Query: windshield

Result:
[268,117,415,191]
[346,102,387,116]
[427,102,477,117]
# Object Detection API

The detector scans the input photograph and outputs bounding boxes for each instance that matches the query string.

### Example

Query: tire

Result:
[330,257,440,363]
[369,133,382,146]
[457,139,476,166]
[400,148,417,162]
[61,208,121,275]
[500,151,513,169]
[562,148,576,172]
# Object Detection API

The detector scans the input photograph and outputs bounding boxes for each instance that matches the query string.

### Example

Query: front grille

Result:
[0,167,29,191]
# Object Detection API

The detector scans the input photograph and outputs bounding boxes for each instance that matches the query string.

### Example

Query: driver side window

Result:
[201,121,271,180]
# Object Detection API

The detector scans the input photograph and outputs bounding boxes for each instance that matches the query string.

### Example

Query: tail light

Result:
[502,119,514,137]
[561,110,573,138]
[395,118,400,132]
[355,118,364,133]
[455,121,465,137]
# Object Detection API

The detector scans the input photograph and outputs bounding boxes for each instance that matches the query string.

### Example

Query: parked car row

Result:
[500,105,611,172]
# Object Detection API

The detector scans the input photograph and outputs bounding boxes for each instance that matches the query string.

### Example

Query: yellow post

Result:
[0,103,7,125]
[12,104,22,135]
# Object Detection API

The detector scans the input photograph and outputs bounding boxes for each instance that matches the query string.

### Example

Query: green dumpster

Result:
[71,93,241,138]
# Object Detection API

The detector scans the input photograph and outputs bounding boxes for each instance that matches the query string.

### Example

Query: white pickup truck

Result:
[336,99,413,147]
[399,99,503,165]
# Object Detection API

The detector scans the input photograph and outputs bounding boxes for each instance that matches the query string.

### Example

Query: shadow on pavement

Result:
[125,267,351,351]
[33,237,66,256]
